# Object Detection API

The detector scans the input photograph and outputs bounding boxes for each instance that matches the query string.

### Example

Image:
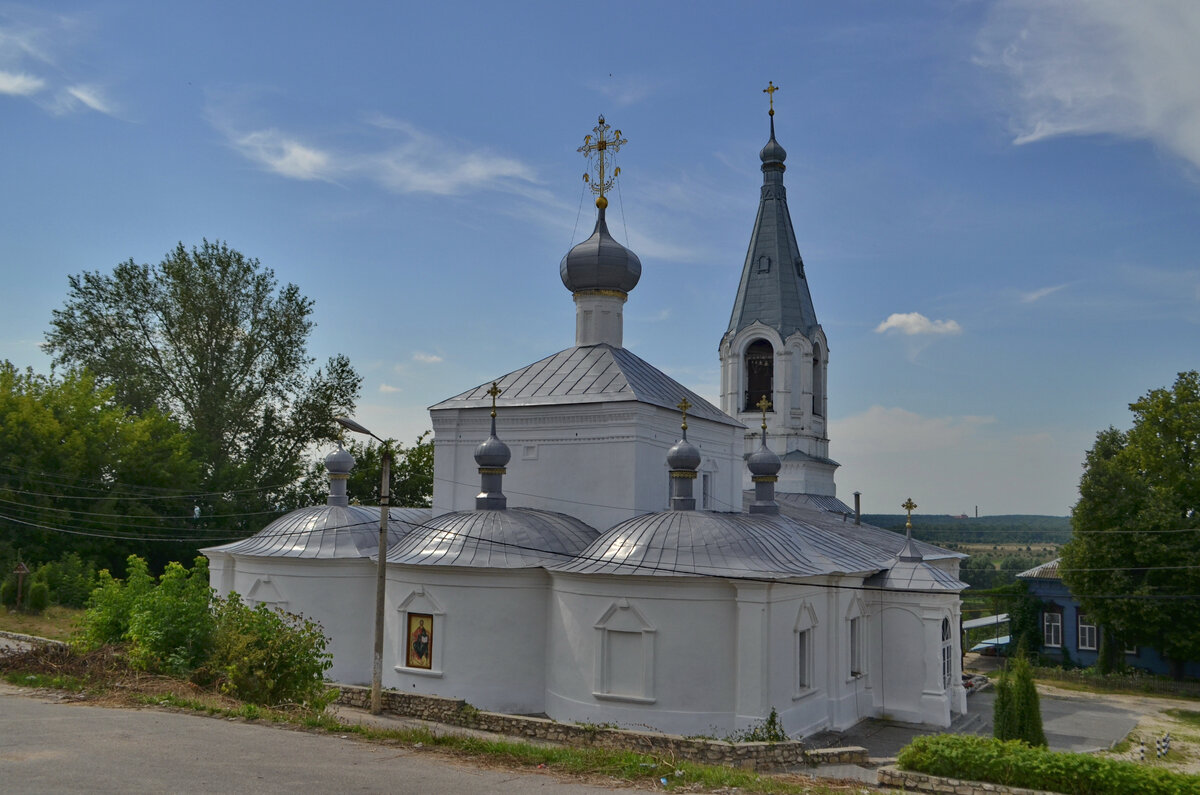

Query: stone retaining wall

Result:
[336,685,867,771]
[878,766,1058,795]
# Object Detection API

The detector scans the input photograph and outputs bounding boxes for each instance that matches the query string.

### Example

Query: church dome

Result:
[474,432,511,469]
[747,441,781,478]
[667,437,701,471]
[553,511,850,579]
[324,442,355,476]
[560,207,642,294]
[759,134,787,166]
[204,505,429,559]
[385,508,598,568]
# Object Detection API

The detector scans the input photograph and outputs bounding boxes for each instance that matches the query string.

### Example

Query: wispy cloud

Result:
[1020,284,1067,303]
[874,312,962,336]
[378,383,401,394]
[977,1,1200,171]
[0,70,43,95]
[232,129,332,181]
[412,352,443,364]
[59,84,113,115]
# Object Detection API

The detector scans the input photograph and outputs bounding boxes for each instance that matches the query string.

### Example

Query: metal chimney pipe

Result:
[854,491,861,525]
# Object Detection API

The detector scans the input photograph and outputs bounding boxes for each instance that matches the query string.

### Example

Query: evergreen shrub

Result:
[26,581,50,612]
[0,578,15,607]
[994,655,1046,747]
[899,734,1200,795]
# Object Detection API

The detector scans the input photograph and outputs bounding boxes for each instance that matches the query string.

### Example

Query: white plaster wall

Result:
[383,566,550,715]
[761,582,838,738]
[546,573,739,735]
[210,555,377,685]
[432,403,742,530]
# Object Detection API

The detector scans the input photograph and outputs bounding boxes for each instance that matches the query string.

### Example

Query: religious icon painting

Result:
[406,613,434,669]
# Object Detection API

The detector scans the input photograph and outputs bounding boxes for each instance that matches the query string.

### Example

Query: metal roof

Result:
[868,558,967,592]
[552,510,881,579]
[1016,558,1062,580]
[963,613,1009,630]
[430,343,741,427]
[726,122,820,341]
[203,506,431,559]
[771,492,966,562]
[384,508,598,569]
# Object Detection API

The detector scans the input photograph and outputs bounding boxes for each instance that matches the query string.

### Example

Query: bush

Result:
[899,734,1200,795]
[125,558,214,675]
[202,594,332,708]
[77,555,155,649]
[0,577,15,607]
[26,581,50,612]
[36,553,96,608]
[994,655,1046,747]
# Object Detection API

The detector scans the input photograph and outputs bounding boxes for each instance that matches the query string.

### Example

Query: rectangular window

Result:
[702,473,712,509]
[1043,612,1062,648]
[1077,614,1097,651]
[849,617,862,677]
[797,630,810,690]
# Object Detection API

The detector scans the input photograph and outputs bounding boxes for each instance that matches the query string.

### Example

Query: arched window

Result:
[941,618,953,690]
[744,339,774,412]
[811,343,823,417]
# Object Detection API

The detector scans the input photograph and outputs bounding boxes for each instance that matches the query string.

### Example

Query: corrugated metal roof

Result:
[868,559,967,592]
[1016,558,1062,580]
[430,344,741,427]
[203,506,431,559]
[385,508,598,569]
[552,510,881,579]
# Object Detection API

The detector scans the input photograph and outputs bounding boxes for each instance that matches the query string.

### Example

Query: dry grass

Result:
[0,605,84,641]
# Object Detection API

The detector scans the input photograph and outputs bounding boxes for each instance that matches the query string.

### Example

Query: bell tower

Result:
[718,83,837,496]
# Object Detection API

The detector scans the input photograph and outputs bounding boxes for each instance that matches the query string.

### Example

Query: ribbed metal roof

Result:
[552,510,881,579]
[385,508,598,568]
[1016,558,1062,580]
[203,506,430,559]
[430,343,740,427]
[772,492,965,562]
[868,558,967,592]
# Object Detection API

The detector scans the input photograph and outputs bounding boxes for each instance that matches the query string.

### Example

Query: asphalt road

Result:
[0,684,627,794]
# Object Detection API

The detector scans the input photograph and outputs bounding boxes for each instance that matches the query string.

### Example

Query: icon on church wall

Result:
[407,613,433,669]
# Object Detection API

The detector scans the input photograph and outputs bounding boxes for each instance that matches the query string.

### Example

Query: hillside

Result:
[860,514,1071,545]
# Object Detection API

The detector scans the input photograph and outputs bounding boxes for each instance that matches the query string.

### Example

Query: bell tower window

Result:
[811,343,823,417]
[744,339,774,412]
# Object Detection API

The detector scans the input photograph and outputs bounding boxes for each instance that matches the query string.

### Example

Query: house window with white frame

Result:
[1077,614,1097,651]
[1043,611,1062,648]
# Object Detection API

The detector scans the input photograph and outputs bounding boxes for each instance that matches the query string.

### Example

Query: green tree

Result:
[0,362,201,573]
[43,241,361,535]
[1061,372,1200,679]
[994,655,1046,747]
[292,433,434,509]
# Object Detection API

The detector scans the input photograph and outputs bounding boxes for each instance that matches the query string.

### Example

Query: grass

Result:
[0,606,84,641]
[1165,709,1200,729]
[3,671,88,691]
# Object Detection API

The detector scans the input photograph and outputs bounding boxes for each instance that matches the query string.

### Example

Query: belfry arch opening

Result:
[811,343,823,417]
[744,339,774,412]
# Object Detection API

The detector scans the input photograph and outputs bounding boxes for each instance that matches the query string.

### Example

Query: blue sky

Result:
[2,1,1198,517]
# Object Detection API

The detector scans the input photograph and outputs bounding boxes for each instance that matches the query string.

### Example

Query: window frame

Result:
[1043,611,1062,648]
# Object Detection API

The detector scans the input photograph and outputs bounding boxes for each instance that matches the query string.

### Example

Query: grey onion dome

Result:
[759,116,787,166]
[747,439,781,478]
[667,436,701,471]
[474,429,511,469]
[324,442,355,476]
[559,206,642,294]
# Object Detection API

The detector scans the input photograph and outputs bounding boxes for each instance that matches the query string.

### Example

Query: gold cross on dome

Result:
[579,114,627,209]
[486,381,502,418]
[756,395,772,434]
[676,397,692,433]
[902,497,917,529]
[763,81,779,116]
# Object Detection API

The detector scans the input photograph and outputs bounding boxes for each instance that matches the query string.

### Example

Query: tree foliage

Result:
[993,655,1046,747]
[43,241,361,534]
[1061,371,1200,678]
[0,362,201,573]
[292,434,434,509]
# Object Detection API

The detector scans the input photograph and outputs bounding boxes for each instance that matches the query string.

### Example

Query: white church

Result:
[204,103,968,738]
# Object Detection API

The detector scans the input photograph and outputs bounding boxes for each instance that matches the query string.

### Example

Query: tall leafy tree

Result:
[292,434,434,509]
[44,241,361,534]
[0,362,201,573]
[1061,371,1200,678]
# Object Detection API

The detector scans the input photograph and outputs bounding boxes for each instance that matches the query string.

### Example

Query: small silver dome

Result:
[667,437,701,471]
[560,207,642,294]
[759,135,787,165]
[747,440,781,478]
[474,433,511,469]
[324,442,355,476]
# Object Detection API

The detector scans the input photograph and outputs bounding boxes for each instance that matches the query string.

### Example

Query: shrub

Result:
[125,557,214,675]
[26,581,50,612]
[995,656,1045,747]
[0,577,15,607]
[202,593,332,708]
[36,553,95,608]
[899,734,1200,795]
[731,708,788,743]
[77,555,155,649]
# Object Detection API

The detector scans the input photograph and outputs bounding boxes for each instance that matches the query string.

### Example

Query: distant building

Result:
[1017,558,1200,678]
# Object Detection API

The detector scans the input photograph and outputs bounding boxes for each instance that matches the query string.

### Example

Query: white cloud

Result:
[874,312,962,336]
[0,70,43,95]
[378,383,401,394]
[60,84,114,115]
[412,352,443,364]
[1019,284,1066,303]
[233,129,331,181]
[978,1,1200,171]
[831,406,1084,516]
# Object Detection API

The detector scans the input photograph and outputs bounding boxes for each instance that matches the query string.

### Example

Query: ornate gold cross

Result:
[579,115,627,209]
[902,497,917,529]
[677,397,691,433]
[763,81,779,116]
[756,395,772,435]
[486,381,502,418]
